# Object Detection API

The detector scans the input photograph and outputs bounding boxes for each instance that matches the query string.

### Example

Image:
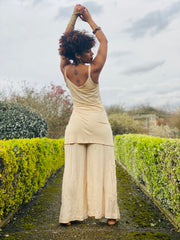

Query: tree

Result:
[108,113,142,135]
[4,83,72,139]
[167,107,180,135]
[128,104,169,118]
[105,104,125,115]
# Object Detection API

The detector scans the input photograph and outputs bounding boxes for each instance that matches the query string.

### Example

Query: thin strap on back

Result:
[64,67,69,84]
[88,64,91,79]
[63,67,69,86]
[64,67,67,79]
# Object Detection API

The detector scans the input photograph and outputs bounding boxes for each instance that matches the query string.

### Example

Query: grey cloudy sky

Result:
[0,0,180,108]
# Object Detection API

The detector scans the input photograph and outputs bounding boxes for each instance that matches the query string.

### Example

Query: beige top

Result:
[64,64,114,146]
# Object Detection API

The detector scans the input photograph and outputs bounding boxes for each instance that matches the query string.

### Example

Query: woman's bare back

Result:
[65,64,90,87]
[65,64,101,86]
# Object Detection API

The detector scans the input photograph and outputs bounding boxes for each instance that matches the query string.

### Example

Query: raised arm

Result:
[59,5,84,73]
[80,8,108,74]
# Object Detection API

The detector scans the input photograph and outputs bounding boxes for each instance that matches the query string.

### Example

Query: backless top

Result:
[64,64,114,146]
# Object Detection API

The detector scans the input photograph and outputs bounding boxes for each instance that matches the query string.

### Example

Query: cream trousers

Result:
[59,143,120,223]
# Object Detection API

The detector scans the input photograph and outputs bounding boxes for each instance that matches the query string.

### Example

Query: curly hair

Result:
[59,30,95,65]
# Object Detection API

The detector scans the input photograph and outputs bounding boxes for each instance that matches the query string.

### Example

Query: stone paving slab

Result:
[1,164,180,240]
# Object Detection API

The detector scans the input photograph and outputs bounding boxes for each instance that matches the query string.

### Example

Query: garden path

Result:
[1,164,180,240]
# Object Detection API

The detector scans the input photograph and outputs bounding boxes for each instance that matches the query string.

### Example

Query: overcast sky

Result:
[1,0,180,109]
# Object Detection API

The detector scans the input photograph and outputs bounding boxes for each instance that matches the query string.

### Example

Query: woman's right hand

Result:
[80,7,92,22]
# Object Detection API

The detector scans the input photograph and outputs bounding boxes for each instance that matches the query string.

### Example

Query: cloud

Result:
[127,81,180,96]
[55,1,103,19]
[154,82,180,95]
[82,1,103,14]
[125,1,180,38]
[123,60,165,75]
[55,6,73,19]
[101,87,126,92]
[32,0,44,6]
[109,50,132,58]
[100,88,126,106]
[101,80,180,108]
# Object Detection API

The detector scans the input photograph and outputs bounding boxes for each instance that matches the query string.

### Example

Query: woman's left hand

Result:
[73,4,84,16]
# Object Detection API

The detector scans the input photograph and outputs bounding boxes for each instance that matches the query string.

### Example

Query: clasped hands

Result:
[73,4,91,22]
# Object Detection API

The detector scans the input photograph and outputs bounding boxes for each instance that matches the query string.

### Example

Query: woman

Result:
[59,4,120,226]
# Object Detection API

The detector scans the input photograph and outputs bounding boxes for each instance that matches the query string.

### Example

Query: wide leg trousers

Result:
[59,143,120,223]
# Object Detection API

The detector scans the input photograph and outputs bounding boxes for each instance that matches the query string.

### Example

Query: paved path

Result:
[1,164,180,240]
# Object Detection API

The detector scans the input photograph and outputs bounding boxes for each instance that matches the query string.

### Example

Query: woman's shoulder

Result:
[66,64,89,75]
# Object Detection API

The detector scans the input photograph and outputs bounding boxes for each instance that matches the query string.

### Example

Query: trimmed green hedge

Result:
[0,138,64,225]
[114,134,180,229]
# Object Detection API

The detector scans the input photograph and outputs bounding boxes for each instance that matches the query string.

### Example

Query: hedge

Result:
[114,134,180,230]
[0,138,64,226]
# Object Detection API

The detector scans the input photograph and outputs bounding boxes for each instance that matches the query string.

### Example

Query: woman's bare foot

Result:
[107,219,117,226]
[62,222,71,226]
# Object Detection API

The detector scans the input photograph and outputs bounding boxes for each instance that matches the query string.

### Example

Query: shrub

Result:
[115,134,180,230]
[108,113,142,135]
[105,104,125,115]
[0,138,64,225]
[4,83,72,139]
[167,107,180,134]
[0,101,48,140]
[127,104,169,118]
[150,125,179,138]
